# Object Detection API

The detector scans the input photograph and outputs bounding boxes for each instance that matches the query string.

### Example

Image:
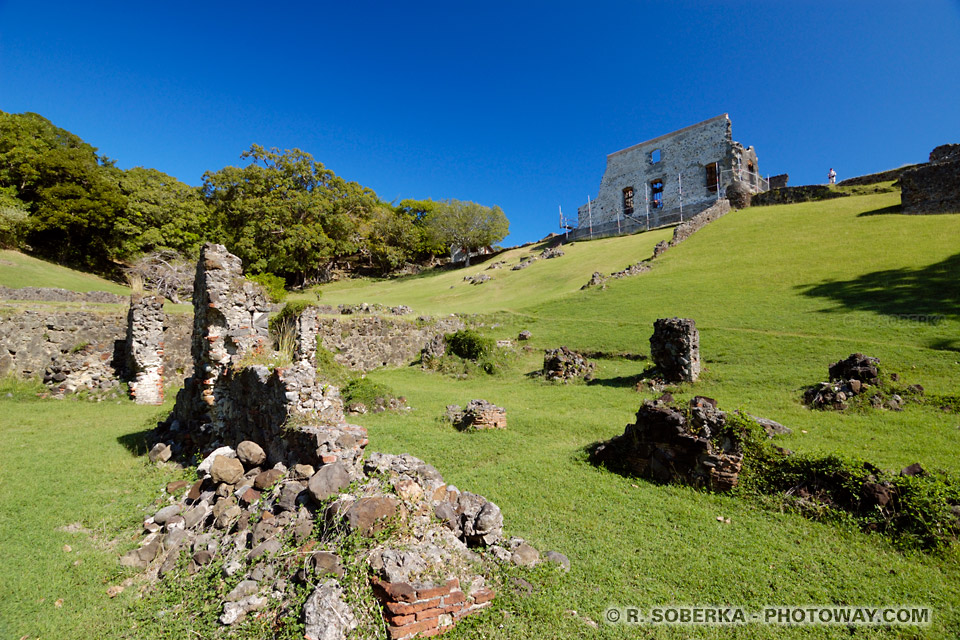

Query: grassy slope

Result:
[0,249,131,294]
[2,192,960,639]
[303,228,674,315]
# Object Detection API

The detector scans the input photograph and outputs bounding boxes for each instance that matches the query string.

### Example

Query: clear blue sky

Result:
[2,1,958,245]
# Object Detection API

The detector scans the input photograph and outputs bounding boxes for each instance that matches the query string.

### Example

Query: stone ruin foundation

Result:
[649,317,700,383]
[803,353,923,411]
[590,396,743,492]
[131,243,562,637]
[901,144,960,215]
[126,293,166,405]
[446,399,507,430]
[542,346,595,382]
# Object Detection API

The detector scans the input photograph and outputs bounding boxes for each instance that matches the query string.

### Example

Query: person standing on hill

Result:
[828,167,837,185]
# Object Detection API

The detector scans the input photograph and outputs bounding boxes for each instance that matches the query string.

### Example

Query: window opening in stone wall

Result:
[747,161,756,186]
[622,187,634,215]
[705,162,719,193]
[651,149,661,163]
[650,179,664,209]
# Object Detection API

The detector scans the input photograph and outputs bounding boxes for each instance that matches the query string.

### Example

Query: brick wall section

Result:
[126,294,165,405]
[372,577,495,639]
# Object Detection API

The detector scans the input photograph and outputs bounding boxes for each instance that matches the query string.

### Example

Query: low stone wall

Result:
[836,165,922,187]
[901,157,960,215]
[752,185,850,206]
[670,199,731,245]
[0,285,126,304]
[318,315,464,371]
[0,308,192,395]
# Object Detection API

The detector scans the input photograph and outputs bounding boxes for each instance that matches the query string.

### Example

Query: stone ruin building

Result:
[900,144,960,215]
[134,243,565,638]
[126,293,166,405]
[569,114,766,240]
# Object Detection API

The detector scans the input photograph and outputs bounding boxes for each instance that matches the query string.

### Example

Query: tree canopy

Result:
[0,110,511,285]
[426,199,509,266]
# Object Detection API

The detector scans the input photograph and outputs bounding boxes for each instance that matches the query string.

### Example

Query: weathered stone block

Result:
[649,317,700,383]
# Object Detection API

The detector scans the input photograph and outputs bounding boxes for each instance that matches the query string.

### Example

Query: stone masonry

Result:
[590,396,743,492]
[649,318,701,383]
[571,114,763,240]
[126,294,165,405]
[162,243,367,473]
[900,144,960,215]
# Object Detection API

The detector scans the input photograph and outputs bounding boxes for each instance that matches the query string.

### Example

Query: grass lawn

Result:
[0,249,131,294]
[2,190,960,638]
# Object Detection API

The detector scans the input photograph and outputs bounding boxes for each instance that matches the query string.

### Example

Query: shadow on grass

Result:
[117,429,151,456]
[587,374,645,389]
[797,251,960,318]
[856,204,902,217]
[929,338,960,353]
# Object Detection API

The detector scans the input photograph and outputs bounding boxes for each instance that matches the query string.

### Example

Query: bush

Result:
[342,377,396,407]
[248,272,288,303]
[444,329,494,361]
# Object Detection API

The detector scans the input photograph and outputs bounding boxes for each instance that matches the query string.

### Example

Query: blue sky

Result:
[1,1,958,245]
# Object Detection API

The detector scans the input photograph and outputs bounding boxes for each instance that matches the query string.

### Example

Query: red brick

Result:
[419,625,454,638]
[389,613,416,626]
[471,588,495,604]
[384,597,442,615]
[387,617,439,639]
[445,578,459,590]
[320,454,338,464]
[415,607,444,621]
[416,585,452,600]
[442,591,465,606]
[371,577,418,603]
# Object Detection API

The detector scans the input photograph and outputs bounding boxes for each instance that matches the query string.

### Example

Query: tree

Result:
[116,167,210,257]
[202,145,383,284]
[425,199,509,266]
[0,111,134,272]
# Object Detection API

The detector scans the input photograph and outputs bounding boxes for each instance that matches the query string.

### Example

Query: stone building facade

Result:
[572,114,764,240]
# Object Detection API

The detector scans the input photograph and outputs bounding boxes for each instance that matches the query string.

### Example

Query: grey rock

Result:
[277,481,305,512]
[343,496,399,535]
[236,440,266,468]
[303,579,357,640]
[511,542,540,567]
[197,446,236,477]
[220,595,268,625]
[211,456,245,485]
[543,550,570,572]
[248,538,281,561]
[307,462,351,502]
[153,504,181,525]
[148,442,172,463]
[119,536,161,569]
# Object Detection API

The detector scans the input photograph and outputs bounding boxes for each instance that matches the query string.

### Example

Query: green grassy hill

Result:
[2,191,960,639]
[0,249,131,294]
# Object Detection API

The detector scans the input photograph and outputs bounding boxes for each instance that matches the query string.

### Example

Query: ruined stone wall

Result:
[577,114,759,232]
[318,315,465,371]
[162,243,367,472]
[901,146,960,215]
[126,294,165,405]
[670,199,731,246]
[0,308,192,395]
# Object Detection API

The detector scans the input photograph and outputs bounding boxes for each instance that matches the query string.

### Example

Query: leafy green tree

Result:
[426,199,509,266]
[202,145,382,284]
[0,111,134,272]
[116,167,210,257]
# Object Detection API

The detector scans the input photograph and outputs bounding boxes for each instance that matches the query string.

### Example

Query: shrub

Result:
[444,329,494,361]
[248,272,288,303]
[342,377,396,407]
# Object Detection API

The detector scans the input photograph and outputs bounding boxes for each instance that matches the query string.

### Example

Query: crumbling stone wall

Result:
[590,396,743,491]
[162,243,366,472]
[0,286,126,304]
[650,317,701,383]
[901,145,960,215]
[0,308,191,396]
[126,294,165,405]
[670,199,731,245]
[317,315,464,372]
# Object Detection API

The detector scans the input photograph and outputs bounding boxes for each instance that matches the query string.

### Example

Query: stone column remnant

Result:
[126,293,165,405]
[293,304,321,366]
[650,317,701,382]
